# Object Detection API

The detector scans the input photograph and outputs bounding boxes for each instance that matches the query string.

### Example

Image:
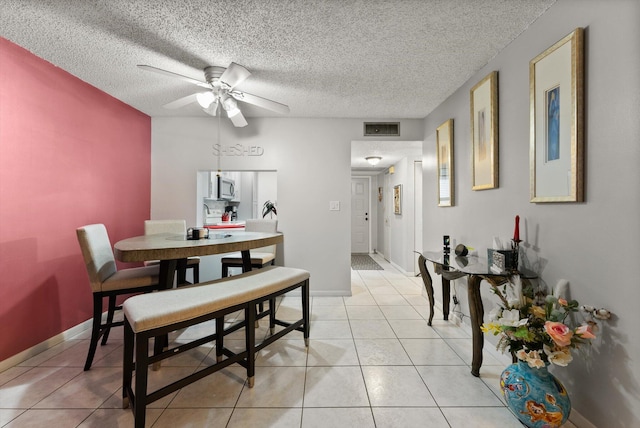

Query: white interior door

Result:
[351,177,370,253]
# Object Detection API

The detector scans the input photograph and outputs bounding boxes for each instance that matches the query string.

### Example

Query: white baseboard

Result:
[388,260,416,277]
[309,290,352,297]
[0,318,92,373]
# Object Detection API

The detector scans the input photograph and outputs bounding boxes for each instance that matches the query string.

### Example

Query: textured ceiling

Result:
[1,0,555,167]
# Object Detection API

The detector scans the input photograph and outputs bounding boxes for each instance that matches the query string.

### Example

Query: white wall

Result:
[152,117,424,295]
[385,156,422,274]
[422,1,640,426]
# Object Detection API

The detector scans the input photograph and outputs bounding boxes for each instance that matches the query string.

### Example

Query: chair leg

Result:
[192,264,199,283]
[84,294,103,371]
[101,295,117,345]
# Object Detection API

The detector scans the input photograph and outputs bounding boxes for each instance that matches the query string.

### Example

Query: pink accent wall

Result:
[0,38,151,362]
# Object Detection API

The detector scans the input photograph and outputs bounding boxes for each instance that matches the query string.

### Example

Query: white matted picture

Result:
[436,119,454,207]
[470,71,498,190]
[530,28,584,202]
[393,184,402,214]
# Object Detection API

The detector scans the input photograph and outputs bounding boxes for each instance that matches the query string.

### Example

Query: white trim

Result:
[0,319,92,372]
[389,259,415,277]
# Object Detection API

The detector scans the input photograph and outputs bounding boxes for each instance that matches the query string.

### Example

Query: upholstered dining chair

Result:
[144,219,200,284]
[221,219,278,277]
[76,224,161,371]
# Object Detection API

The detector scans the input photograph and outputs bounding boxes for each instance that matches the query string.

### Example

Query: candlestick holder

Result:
[510,239,521,272]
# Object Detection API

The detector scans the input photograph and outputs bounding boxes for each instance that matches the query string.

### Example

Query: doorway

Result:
[351,176,370,253]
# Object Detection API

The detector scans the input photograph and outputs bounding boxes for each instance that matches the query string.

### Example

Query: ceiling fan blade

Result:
[227,109,248,127]
[163,93,199,109]
[231,91,290,115]
[137,65,210,88]
[220,62,251,89]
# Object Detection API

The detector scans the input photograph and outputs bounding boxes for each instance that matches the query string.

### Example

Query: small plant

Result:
[262,200,277,218]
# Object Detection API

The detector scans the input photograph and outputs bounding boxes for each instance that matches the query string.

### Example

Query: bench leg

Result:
[245,305,256,388]
[134,333,150,428]
[123,320,134,409]
[269,298,276,335]
[215,317,224,363]
[302,279,310,347]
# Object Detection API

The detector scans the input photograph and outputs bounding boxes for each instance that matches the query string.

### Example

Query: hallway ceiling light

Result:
[366,156,382,166]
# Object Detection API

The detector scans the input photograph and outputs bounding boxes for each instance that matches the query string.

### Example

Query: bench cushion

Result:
[123,266,309,333]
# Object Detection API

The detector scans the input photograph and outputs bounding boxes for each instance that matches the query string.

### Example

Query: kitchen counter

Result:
[204,222,246,229]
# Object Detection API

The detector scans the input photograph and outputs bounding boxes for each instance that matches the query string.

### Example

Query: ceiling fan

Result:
[138,62,290,127]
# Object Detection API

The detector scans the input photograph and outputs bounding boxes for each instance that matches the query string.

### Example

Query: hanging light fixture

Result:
[196,91,216,108]
[366,156,382,166]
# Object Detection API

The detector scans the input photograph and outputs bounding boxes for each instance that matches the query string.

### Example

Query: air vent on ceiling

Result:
[364,122,400,137]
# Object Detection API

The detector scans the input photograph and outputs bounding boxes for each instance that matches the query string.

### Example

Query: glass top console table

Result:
[418,251,537,377]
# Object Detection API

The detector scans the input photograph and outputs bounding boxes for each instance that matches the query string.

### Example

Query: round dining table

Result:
[114,230,284,290]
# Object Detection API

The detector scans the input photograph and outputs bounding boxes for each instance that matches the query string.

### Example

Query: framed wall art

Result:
[470,71,498,190]
[393,184,402,214]
[436,119,454,207]
[530,27,584,202]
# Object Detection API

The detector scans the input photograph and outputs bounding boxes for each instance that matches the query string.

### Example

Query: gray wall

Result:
[421,1,640,426]
[151,117,424,294]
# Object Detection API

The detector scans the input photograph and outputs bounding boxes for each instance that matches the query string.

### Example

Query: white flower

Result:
[515,349,529,361]
[488,306,503,322]
[544,345,573,367]
[525,350,546,368]
[498,309,528,327]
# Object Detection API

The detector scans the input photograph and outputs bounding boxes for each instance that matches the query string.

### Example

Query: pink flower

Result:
[558,298,568,306]
[576,323,596,339]
[545,321,573,347]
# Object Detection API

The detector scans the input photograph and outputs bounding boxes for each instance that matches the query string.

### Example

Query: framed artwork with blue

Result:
[470,71,499,190]
[530,28,584,203]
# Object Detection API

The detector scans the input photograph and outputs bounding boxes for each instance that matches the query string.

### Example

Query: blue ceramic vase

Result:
[500,361,571,428]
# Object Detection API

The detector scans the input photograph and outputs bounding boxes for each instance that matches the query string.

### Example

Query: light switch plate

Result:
[329,201,340,211]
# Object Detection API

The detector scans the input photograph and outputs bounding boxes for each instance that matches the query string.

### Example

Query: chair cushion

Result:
[123,266,309,333]
[221,252,275,265]
[100,264,160,292]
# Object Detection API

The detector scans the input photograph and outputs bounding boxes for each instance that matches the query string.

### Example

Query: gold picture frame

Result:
[436,119,454,207]
[470,71,498,190]
[393,184,402,214]
[530,28,584,202]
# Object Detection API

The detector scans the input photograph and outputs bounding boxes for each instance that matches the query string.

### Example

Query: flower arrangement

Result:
[481,281,607,369]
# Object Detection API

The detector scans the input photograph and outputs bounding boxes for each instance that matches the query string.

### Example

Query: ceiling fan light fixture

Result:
[221,93,237,112]
[366,156,382,166]
[202,100,218,116]
[196,91,216,108]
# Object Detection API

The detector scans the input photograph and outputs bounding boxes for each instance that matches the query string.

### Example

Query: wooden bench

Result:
[121,266,310,428]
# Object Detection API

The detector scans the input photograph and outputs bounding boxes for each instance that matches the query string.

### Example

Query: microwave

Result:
[211,175,235,200]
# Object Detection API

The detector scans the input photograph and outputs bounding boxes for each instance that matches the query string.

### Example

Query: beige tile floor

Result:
[0,254,578,427]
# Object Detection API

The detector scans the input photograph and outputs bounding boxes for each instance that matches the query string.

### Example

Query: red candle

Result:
[513,215,520,242]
